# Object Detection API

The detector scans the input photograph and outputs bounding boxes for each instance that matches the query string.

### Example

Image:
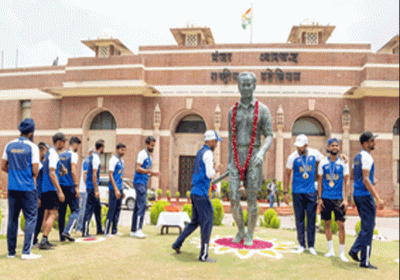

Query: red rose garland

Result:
[232,101,259,181]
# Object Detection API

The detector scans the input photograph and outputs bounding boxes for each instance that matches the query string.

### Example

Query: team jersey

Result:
[191,145,216,197]
[79,157,90,192]
[108,154,124,191]
[59,149,79,187]
[2,136,39,192]
[41,146,61,193]
[318,156,349,199]
[86,152,101,190]
[133,149,152,186]
[286,148,324,194]
[353,150,374,197]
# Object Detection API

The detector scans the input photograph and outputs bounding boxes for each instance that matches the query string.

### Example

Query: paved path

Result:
[118,210,399,241]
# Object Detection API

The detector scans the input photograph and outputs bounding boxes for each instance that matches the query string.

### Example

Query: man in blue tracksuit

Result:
[58,136,81,242]
[283,134,324,256]
[349,131,385,269]
[105,143,126,236]
[172,130,222,263]
[1,118,41,260]
[131,136,159,238]
[82,140,105,237]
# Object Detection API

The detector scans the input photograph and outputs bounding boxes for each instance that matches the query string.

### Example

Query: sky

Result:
[0,0,398,68]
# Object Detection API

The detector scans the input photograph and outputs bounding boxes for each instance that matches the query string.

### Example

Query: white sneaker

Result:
[308,247,317,255]
[135,230,147,239]
[21,253,42,260]
[105,234,115,238]
[7,255,15,259]
[325,250,335,257]
[296,246,306,254]
[113,232,122,236]
[130,231,136,237]
[339,252,349,262]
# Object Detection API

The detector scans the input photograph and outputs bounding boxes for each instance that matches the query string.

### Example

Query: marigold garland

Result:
[232,101,259,180]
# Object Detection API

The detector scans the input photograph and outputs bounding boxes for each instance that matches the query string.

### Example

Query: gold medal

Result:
[303,172,309,179]
[329,181,335,187]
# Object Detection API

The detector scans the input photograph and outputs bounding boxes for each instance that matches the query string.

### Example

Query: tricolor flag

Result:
[241,7,252,30]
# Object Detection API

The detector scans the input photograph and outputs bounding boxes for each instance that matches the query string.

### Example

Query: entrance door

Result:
[178,156,196,197]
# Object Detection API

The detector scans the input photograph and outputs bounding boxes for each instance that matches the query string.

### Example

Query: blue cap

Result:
[18,118,35,134]
[327,138,339,146]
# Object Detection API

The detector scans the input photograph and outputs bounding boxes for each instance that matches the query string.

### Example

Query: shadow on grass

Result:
[172,251,199,263]
[330,257,360,270]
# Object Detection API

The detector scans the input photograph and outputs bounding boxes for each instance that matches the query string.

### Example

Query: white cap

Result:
[88,147,95,153]
[294,134,308,147]
[204,130,223,142]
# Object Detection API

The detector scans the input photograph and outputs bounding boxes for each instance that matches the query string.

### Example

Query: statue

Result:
[213,72,273,246]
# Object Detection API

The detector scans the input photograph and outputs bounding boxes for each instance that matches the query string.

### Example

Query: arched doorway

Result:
[83,109,117,174]
[170,113,207,196]
[291,115,329,153]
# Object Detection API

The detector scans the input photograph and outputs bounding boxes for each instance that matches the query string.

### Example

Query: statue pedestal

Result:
[0,198,8,236]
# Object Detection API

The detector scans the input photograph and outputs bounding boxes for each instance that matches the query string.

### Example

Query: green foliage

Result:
[53,206,72,230]
[166,190,171,198]
[319,213,339,235]
[20,213,26,232]
[220,181,230,200]
[157,189,163,197]
[182,204,192,219]
[243,210,248,226]
[150,200,170,225]
[270,216,281,229]
[175,191,180,198]
[258,181,269,200]
[0,206,2,232]
[212,198,224,226]
[101,206,108,227]
[186,191,191,198]
[355,221,379,236]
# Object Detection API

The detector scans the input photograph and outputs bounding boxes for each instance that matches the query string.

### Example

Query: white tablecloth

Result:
[156,212,191,229]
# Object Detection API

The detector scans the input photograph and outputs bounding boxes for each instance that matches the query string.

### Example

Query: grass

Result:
[0,225,398,280]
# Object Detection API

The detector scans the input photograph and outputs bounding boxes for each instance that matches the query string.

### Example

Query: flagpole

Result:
[250,2,253,43]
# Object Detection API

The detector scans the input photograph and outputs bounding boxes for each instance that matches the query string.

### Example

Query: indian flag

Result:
[241,7,252,30]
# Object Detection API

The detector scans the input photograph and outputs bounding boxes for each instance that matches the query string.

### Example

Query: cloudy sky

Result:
[0,0,398,68]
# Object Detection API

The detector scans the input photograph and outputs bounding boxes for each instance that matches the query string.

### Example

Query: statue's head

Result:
[237,72,257,99]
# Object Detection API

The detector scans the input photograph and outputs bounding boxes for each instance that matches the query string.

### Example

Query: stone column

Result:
[342,105,351,157]
[214,104,222,175]
[275,105,284,182]
[0,198,7,236]
[151,104,161,191]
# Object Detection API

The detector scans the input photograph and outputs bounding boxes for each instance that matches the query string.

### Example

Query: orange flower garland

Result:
[232,101,259,180]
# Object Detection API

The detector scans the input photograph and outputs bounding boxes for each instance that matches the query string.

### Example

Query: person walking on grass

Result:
[317,138,350,262]
[1,119,41,260]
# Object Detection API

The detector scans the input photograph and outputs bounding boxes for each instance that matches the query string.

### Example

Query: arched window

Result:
[393,118,399,135]
[175,114,206,133]
[90,111,117,130]
[292,117,325,136]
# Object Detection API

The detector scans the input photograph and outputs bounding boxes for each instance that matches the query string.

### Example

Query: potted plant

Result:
[166,190,171,202]
[176,191,180,202]
[157,189,163,201]
[186,191,191,204]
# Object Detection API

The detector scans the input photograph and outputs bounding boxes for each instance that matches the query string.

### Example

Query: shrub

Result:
[186,191,191,198]
[150,200,170,225]
[166,190,171,198]
[355,221,379,235]
[270,216,281,229]
[176,191,180,198]
[263,208,278,228]
[157,189,163,198]
[20,213,25,232]
[319,212,339,234]
[53,206,72,230]
[243,210,248,226]
[258,181,268,200]
[182,203,192,219]
[101,206,109,227]
[212,198,224,226]
[220,181,230,200]
[0,206,2,232]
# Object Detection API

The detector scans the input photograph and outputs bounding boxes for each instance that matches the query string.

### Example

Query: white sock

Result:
[339,244,345,254]
[327,241,333,251]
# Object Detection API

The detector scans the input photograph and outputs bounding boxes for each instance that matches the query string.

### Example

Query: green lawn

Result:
[0,225,398,280]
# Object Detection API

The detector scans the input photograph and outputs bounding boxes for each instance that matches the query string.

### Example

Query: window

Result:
[393,46,399,54]
[306,32,318,45]
[186,34,198,46]
[175,114,206,133]
[99,46,110,58]
[292,117,325,136]
[20,100,31,121]
[90,111,117,130]
[100,153,112,174]
[393,118,399,135]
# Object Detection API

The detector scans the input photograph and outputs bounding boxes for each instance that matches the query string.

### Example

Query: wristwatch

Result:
[283,191,288,195]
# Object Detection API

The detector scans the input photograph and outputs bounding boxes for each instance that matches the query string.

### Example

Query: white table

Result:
[156,212,191,235]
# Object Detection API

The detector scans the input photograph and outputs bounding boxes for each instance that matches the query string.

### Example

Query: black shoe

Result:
[96,230,104,235]
[61,232,75,242]
[360,264,378,269]
[46,240,57,247]
[199,257,217,263]
[348,251,360,262]
[39,242,54,250]
[172,245,181,254]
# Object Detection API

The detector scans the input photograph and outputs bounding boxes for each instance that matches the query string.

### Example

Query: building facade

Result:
[0,24,399,207]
